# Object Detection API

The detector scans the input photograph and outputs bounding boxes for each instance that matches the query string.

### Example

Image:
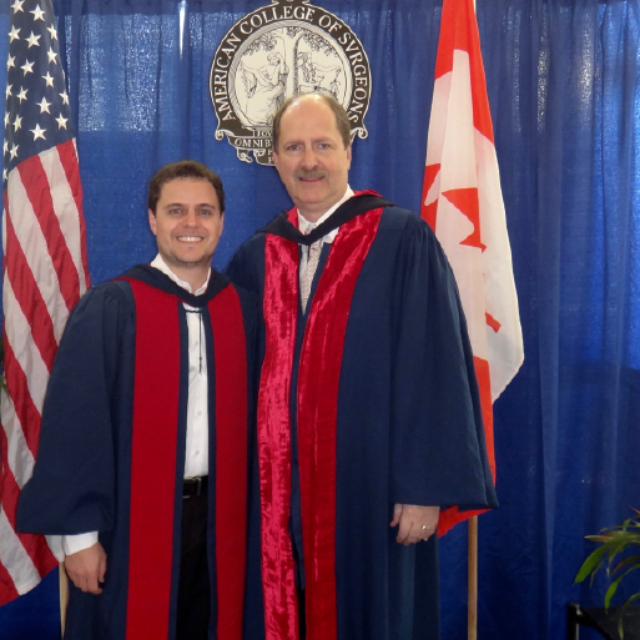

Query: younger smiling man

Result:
[18,161,256,640]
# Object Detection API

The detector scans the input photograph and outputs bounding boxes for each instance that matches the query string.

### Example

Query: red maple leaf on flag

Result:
[421,0,523,535]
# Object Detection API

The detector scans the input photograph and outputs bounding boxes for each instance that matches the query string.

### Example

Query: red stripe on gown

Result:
[208,285,248,640]
[124,278,249,639]
[125,280,180,640]
[259,234,299,640]
[259,195,383,640]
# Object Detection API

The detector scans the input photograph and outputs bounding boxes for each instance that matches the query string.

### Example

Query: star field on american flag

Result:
[4,0,73,183]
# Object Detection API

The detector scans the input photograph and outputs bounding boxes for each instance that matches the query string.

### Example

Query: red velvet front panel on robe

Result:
[259,197,384,640]
[259,233,300,640]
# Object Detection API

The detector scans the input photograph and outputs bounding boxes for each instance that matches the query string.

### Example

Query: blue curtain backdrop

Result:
[0,1,639,639]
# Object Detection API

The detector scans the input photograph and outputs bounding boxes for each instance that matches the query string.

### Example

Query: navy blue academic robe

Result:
[226,195,498,640]
[17,265,258,640]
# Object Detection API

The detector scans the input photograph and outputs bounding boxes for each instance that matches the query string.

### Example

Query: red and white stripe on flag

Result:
[0,0,91,605]
[421,0,523,535]
[0,141,90,604]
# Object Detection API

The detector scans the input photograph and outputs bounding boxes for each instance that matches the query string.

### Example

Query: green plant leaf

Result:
[605,564,640,609]
[576,544,610,583]
[576,530,640,584]
[602,533,640,568]
[578,508,640,637]
[587,534,614,543]
[605,574,625,609]
[612,556,640,576]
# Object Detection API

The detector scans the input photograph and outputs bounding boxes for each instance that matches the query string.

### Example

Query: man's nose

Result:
[183,209,198,225]
[301,148,318,169]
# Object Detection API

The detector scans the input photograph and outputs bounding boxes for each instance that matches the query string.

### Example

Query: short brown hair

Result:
[272,92,351,152]
[148,160,225,215]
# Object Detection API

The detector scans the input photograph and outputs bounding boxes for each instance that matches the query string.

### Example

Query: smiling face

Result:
[148,177,224,289]
[272,95,352,222]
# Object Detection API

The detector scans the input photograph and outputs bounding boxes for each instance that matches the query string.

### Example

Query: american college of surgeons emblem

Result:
[209,0,372,166]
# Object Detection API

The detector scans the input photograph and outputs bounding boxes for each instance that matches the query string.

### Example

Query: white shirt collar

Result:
[297,186,355,240]
[150,254,210,296]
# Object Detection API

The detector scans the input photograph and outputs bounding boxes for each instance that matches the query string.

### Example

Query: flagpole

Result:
[468,516,478,640]
[462,3,479,639]
[59,563,69,636]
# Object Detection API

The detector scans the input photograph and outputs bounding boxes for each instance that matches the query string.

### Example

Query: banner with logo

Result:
[211,0,371,165]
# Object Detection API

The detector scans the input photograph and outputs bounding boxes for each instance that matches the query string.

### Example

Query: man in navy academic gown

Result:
[18,161,256,640]
[226,93,498,640]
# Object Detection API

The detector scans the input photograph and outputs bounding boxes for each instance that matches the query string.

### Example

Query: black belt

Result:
[183,476,208,499]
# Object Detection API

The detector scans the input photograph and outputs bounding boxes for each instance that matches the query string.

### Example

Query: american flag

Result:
[0,0,90,604]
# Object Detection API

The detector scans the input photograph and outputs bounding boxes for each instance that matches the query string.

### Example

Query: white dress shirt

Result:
[151,255,210,480]
[62,255,211,556]
[298,186,354,285]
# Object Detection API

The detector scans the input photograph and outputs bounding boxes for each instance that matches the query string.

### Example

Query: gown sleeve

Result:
[17,282,135,535]
[389,216,498,510]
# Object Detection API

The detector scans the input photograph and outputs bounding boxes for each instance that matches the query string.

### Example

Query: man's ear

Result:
[148,209,157,236]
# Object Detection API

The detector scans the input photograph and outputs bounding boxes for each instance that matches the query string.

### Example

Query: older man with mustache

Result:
[228,93,497,640]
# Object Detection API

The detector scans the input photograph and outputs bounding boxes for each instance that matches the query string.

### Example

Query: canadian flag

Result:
[422,0,524,534]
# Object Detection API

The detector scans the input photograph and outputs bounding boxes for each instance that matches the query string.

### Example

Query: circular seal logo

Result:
[210,0,372,166]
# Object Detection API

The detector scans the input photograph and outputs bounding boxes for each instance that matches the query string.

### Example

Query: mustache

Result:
[295,169,327,180]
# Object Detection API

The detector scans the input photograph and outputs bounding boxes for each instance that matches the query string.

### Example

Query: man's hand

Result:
[390,504,440,545]
[64,542,107,594]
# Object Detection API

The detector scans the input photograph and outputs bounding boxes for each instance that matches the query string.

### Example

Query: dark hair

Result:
[271,92,352,152]
[148,160,225,214]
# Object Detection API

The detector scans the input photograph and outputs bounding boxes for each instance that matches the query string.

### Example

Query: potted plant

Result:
[575,508,640,638]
